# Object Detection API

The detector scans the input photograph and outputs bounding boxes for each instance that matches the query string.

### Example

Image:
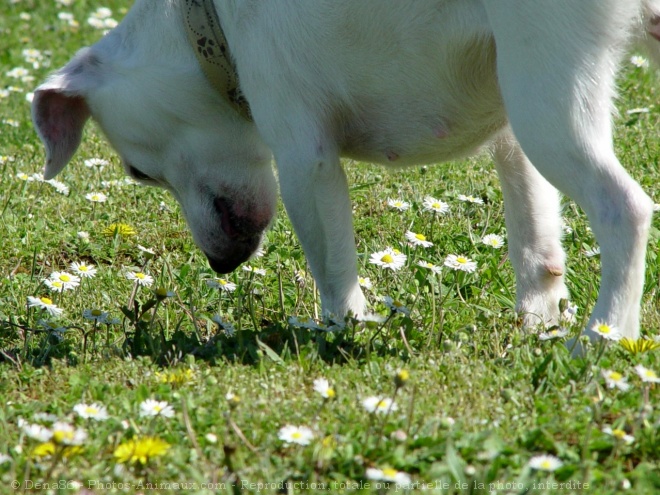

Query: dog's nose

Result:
[206,252,246,274]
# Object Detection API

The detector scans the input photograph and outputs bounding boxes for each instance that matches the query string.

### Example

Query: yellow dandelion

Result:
[113,436,170,465]
[155,368,195,386]
[620,337,660,355]
[102,223,136,237]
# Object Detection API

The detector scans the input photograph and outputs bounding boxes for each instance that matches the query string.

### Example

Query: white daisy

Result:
[457,194,484,205]
[383,296,410,316]
[73,403,109,421]
[405,230,433,248]
[22,423,52,442]
[211,314,235,336]
[416,260,442,274]
[44,280,67,293]
[365,467,412,484]
[69,261,97,278]
[387,198,411,211]
[591,320,621,341]
[357,276,373,290]
[362,396,398,415]
[126,271,154,287]
[528,454,563,472]
[538,327,570,341]
[242,265,266,276]
[288,315,321,330]
[601,369,630,391]
[50,421,87,445]
[83,158,109,168]
[278,425,315,446]
[82,308,109,323]
[85,191,107,203]
[602,426,635,444]
[482,233,505,249]
[49,271,80,290]
[630,55,649,68]
[27,296,63,317]
[444,254,477,273]
[634,365,660,383]
[422,196,449,214]
[369,248,407,271]
[139,399,175,418]
[46,179,69,195]
[206,278,237,292]
[313,378,336,399]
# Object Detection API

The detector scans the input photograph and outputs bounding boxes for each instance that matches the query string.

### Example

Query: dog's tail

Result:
[641,0,660,65]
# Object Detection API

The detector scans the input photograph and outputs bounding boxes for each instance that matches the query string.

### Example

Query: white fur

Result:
[33,0,658,344]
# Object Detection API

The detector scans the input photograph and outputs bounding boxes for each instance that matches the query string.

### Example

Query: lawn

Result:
[1,1,659,494]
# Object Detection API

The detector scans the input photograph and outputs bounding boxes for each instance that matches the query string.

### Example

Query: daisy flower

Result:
[422,196,449,214]
[38,320,67,335]
[73,403,109,421]
[591,321,621,341]
[457,194,484,205]
[365,467,412,484]
[242,265,266,276]
[444,254,477,273]
[288,315,321,330]
[602,426,635,444]
[405,230,433,248]
[50,422,87,445]
[211,314,235,336]
[139,399,175,418]
[114,436,170,465]
[206,278,237,292]
[601,369,630,391]
[482,233,505,249]
[387,198,411,211]
[27,296,63,317]
[313,378,336,399]
[46,179,69,195]
[362,396,398,415]
[49,271,80,290]
[538,327,570,341]
[630,55,649,68]
[416,260,442,274]
[278,425,315,446]
[44,280,66,293]
[383,296,410,315]
[82,308,109,323]
[634,365,660,383]
[22,423,53,442]
[69,261,97,278]
[369,248,407,271]
[126,271,154,287]
[357,276,373,290]
[83,158,109,168]
[528,454,563,472]
[85,191,107,203]
[16,172,32,181]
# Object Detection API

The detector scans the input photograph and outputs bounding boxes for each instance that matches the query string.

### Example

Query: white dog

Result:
[33,0,659,343]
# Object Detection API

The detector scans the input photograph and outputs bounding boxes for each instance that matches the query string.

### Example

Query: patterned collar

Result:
[182,0,252,120]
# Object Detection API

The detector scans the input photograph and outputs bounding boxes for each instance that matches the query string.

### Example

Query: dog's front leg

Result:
[491,129,569,327]
[275,145,366,319]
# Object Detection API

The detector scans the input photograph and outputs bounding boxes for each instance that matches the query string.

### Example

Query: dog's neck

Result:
[182,0,251,120]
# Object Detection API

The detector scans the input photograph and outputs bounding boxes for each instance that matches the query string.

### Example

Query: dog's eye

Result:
[128,165,152,181]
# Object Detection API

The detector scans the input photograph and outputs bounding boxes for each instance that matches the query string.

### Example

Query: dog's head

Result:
[31,16,277,274]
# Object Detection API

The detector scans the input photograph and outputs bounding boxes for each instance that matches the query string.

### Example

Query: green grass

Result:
[1,2,660,493]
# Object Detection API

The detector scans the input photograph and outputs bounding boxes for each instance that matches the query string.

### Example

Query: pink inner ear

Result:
[33,89,90,179]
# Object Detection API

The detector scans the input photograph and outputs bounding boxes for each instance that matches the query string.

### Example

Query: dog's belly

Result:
[340,100,507,166]
[332,6,507,165]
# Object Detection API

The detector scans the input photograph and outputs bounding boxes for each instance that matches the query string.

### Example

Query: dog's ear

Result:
[32,48,103,180]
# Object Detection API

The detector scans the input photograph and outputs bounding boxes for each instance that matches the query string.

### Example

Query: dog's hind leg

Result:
[491,129,569,327]
[484,0,654,342]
